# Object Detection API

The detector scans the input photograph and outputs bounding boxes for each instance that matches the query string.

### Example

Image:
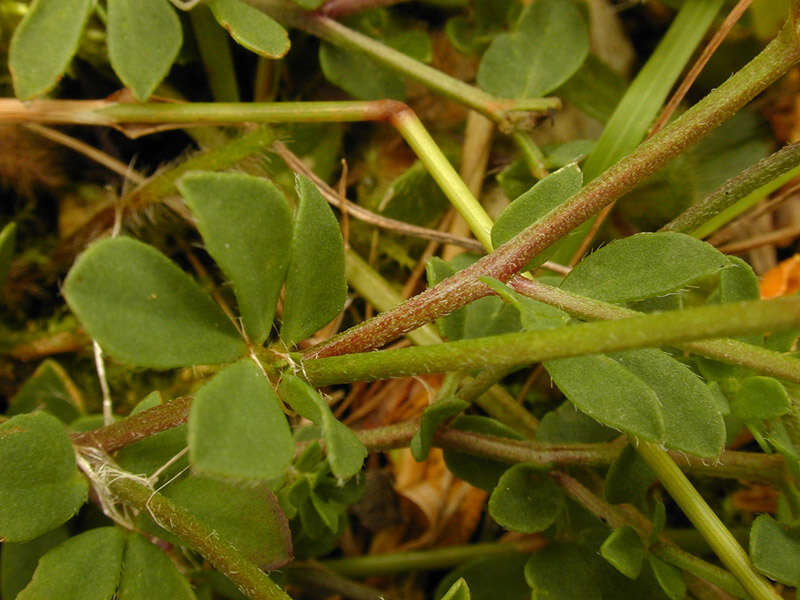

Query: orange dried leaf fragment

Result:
[760,254,800,298]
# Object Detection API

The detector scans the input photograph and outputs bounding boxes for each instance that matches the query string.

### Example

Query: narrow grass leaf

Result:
[489,463,564,533]
[118,533,196,600]
[179,171,292,345]
[208,0,290,58]
[281,175,347,346]
[9,0,93,99]
[17,527,126,600]
[477,0,588,98]
[107,0,182,101]
[63,237,246,368]
[189,359,293,481]
[0,413,88,542]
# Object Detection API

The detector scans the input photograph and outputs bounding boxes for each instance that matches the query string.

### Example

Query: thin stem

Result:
[509,277,800,385]
[636,440,781,600]
[512,132,549,180]
[286,565,400,600]
[252,0,560,131]
[301,297,800,385]
[306,19,800,358]
[108,476,292,600]
[316,541,528,578]
[661,142,800,238]
[272,140,483,251]
[391,109,494,251]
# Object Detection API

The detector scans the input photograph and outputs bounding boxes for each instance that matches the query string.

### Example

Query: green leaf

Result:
[278,374,367,480]
[0,221,17,288]
[8,359,84,423]
[189,359,293,481]
[477,0,588,98]
[319,42,405,100]
[0,413,88,542]
[8,0,93,99]
[601,526,645,579]
[731,376,791,421]
[609,349,725,457]
[411,397,469,461]
[141,474,292,570]
[289,0,325,9]
[63,237,246,369]
[1,526,70,600]
[537,401,618,444]
[647,555,686,600]
[480,277,571,332]
[18,527,126,600]
[488,463,563,533]
[562,232,728,304]
[491,164,583,271]
[179,171,292,345]
[443,416,525,490]
[107,0,182,101]
[545,354,665,442]
[525,543,601,600]
[750,514,800,585]
[207,0,290,58]
[604,444,656,506]
[281,175,347,346]
[118,533,196,600]
[720,256,760,303]
[435,554,529,600]
[440,578,470,600]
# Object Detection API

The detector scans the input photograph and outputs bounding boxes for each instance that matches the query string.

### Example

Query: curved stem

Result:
[636,441,781,600]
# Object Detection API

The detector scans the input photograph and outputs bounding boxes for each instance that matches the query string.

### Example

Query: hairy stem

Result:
[306,17,800,358]
[302,297,800,385]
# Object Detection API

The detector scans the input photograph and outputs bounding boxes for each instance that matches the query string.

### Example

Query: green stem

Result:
[509,277,800,385]
[662,142,800,239]
[306,18,800,358]
[391,109,494,251]
[252,0,560,131]
[286,565,399,600]
[301,297,800,385]
[552,471,749,599]
[317,541,523,578]
[109,477,291,600]
[636,441,780,600]
[512,132,549,180]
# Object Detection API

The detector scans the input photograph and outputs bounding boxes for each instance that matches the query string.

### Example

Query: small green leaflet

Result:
[189,359,294,481]
[600,526,645,579]
[750,514,800,586]
[440,578,471,600]
[477,0,588,98]
[117,533,196,600]
[8,359,85,423]
[0,221,17,288]
[488,463,563,534]
[411,397,468,461]
[278,374,367,480]
[9,0,93,99]
[179,171,292,346]
[107,0,182,101]
[0,413,88,542]
[281,175,347,346]
[207,0,290,58]
[17,527,126,600]
[1,527,70,599]
[63,237,246,369]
